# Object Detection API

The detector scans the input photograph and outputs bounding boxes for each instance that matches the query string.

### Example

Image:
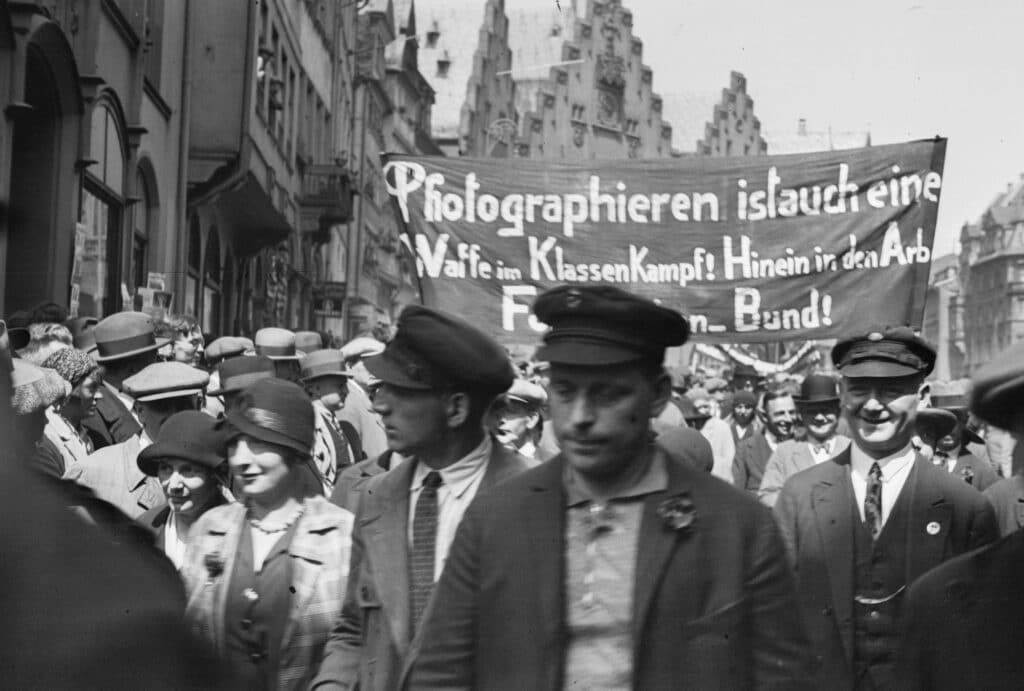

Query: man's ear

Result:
[649,371,672,419]
[445,391,472,429]
[526,412,541,431]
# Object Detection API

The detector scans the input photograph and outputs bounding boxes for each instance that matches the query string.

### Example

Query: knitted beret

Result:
[42,348,98,390]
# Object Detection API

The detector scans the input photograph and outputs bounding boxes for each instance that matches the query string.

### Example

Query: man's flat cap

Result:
[205,337,249,364]
[504,379,547,408]
[831,326,935,378]
[364,305,513,395]
[970,340,1024,435]
[533,285,689,365]
[124,362,209,402]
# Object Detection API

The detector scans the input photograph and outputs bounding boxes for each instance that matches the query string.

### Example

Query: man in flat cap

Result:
[897,340,1024,690]
[488,378,548,462]
[67,362,209,519]
[311,306,532,691]
[775,327,997,690]
[409,285,811,690]
[82,312,168,449]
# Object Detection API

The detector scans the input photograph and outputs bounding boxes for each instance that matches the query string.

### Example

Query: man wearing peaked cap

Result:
[313,305,533,691]
[299,349,362,495]
[66,362,210,520]
[897,339,1024,689]
[775,326,997,690]
[409,285,813,690]
[81,311,167,450]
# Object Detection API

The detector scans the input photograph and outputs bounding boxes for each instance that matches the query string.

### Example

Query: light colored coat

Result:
[182,496,355,691]
[757,435,851,507]
[64,435,163,519]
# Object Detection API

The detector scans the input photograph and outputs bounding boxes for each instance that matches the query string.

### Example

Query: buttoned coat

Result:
[328,451,392,513]
[733,430,774,492]
[181,496,354,691]
[757,436,851,507]
[774,449,998,689]
[983,475,1024,537]
[948,451,999,491]
[311,443,531,691]
[896,527,1024,690]
[64,435,163,519]
[408,450,814,691]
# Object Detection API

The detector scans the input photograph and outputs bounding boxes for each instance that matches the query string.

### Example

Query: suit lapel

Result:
[811,451,855,661]
[633,452,695,647]
[481,442,528,489]
[280,501,337,651]
[523,458,566,682]
[364,459,415,653]
[904,458,953,583]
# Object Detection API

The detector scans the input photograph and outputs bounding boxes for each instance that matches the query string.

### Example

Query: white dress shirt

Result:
[408,435,492,580]
[808,437,838,465]
[163,512,188,570]
[850,443,916,526]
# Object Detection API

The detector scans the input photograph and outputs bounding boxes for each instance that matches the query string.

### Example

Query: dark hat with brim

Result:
[832,326,935,379]
[970,341,1024,436]
[915,408,959,446]
[93,311,170,363]
[137,411,228,476]
[795,373,840,405]
[533,285,689,366]
[208,355,275,396]
[226,378,314,456]
[364,305,513,395]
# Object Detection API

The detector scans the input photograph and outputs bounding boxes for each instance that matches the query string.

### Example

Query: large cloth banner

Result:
[382,139,946,344]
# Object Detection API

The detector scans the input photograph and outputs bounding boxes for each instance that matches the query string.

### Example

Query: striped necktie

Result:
[864,462,883,540]
[411,470,443,630]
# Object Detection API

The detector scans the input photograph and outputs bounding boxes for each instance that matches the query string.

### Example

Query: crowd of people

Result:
[1,285,1023,690]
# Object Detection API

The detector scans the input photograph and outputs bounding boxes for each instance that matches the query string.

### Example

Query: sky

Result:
[627,0,1024,257]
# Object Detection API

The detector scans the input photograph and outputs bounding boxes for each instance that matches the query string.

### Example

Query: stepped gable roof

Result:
[506,0,578,81]
[660,90,721,153]
[419,0,491,141]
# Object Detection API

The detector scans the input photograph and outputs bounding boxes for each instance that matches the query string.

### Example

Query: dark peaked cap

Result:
[970,339,1024,436]
[533,285,689,365]
[831,326,935,378]
[364,304,514,395]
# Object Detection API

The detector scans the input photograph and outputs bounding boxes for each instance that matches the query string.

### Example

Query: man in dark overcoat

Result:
[311,306,532,691]
[409,285,812,690]
[896,339,1024,690]
[775,327,998,690]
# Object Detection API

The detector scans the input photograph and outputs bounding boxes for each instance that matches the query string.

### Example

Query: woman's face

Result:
[63,370,103,425]
[158,458,219,518]
[227,434,293,501]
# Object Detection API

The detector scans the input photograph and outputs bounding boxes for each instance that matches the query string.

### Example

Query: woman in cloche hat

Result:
[180,378,354,690]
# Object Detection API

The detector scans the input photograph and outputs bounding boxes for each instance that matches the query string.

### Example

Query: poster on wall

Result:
[382,139,946,345]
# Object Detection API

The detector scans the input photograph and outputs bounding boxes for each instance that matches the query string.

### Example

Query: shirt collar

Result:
[809,437,836,454]
[851,442,916,480]
[411,435,492,500]
[564,447,669,507]
[764,429,780,451]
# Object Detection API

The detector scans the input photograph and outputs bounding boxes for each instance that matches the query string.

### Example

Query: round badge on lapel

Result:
[926,521,941,535]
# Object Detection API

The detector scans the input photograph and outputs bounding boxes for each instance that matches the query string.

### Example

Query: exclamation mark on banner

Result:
[822,294,833,326]
[705,252,715,281]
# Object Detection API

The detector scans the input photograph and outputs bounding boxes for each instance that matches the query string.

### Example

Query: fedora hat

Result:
[208,355,275,396]
[254,327,303,360]
[915,407,959,447]
[92,312,169,363]
[795,373,839,405]
[299,349,351,382]
[137,411,228,476]
[294,331,324,353]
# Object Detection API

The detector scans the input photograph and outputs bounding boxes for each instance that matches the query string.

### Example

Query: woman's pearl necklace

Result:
[247,503,306,535]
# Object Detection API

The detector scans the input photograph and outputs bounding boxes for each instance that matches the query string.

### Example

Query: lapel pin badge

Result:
[926,521,941,535]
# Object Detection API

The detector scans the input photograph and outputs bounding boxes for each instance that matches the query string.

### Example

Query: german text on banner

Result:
[382,139,946,345]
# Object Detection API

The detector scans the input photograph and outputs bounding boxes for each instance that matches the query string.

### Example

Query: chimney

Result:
[797,118,807,136]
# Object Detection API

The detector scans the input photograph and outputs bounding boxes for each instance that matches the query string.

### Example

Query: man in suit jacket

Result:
[733,389,798,491]
[776,327,998,690]
[983,444,1024,536]
[409,285,812,690]
[759,373,851,507]
[897,340,1024,689]
[311,306,532,691]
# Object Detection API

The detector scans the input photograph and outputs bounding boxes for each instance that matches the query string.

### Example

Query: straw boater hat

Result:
[299,350,353,382]
[254,327,303,361]
[92,312,170,363]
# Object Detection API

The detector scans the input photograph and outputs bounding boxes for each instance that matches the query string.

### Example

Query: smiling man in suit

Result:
[775,327,998,690]
[310,306,531,691]
[409,285,812,691]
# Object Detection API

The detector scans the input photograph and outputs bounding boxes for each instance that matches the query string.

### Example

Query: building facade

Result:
[506,0,674,160]
[922,253,966,381]
[0,0,189,321]
[958,176,1024,373]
